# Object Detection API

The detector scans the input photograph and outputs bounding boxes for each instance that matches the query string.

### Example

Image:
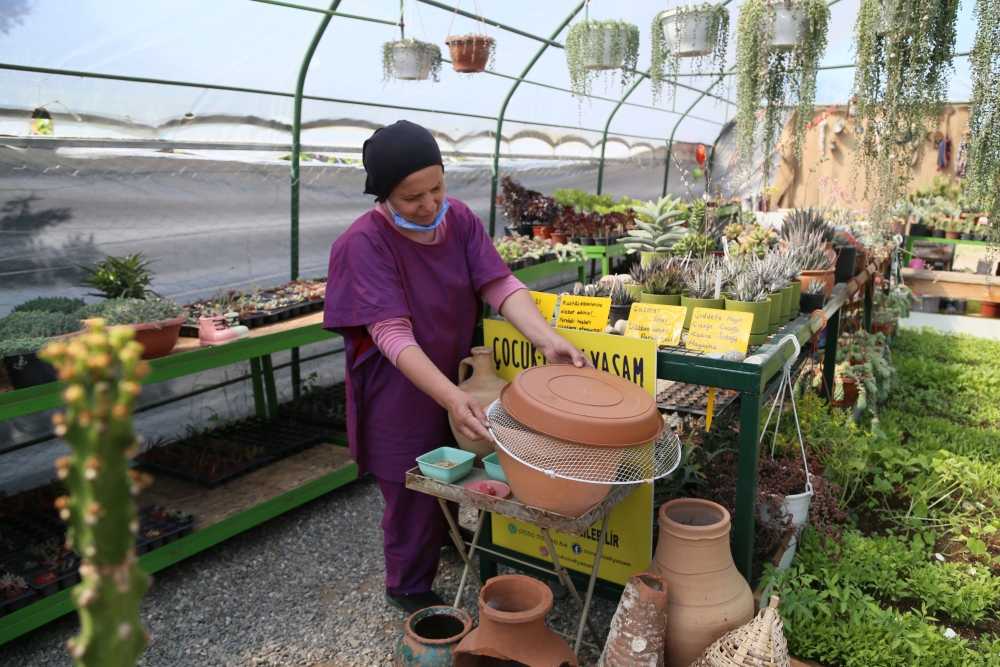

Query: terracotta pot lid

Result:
[500,365,663,447]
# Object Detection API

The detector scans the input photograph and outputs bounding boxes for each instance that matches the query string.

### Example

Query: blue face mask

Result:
[385,199,450,232]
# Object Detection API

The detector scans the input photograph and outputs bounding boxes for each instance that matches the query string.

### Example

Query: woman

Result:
[323,120,589,613]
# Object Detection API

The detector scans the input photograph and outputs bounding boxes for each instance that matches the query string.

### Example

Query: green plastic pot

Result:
[641,292,681,306]
[724,298,770,346]
[767,294,782,335]
[641,251,671,267]
[789,280,802,319]
[624,283,643,300]
[680,295,725,330]
[779,285,793,323]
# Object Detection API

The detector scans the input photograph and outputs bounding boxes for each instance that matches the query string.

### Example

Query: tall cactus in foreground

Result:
[40,319,153,667]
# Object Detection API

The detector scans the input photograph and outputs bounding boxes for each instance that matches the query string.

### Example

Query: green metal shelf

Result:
[511,259,586,285]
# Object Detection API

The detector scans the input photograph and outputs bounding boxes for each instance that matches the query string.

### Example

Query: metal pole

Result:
[488,1,587,237]
[733,391,762,581]
[663,72,728,197]
[597,74,647,195]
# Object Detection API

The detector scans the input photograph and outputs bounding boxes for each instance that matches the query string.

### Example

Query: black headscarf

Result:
[362,120,443,202]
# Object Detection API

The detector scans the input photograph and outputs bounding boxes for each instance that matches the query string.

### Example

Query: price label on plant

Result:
[624,303,686,347]
[686,308,754,354]
[530,291,558,323]
[555,296,611,333]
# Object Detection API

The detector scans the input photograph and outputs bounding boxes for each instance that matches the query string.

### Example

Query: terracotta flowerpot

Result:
[540,226,553,240]
[789,279,802,319]
[126,316,186,360]
[649,498,754,667]
[981,301,1000,318]
[445,34,494,73]
[453,575,578,667]
[680,295,725,330]
[871,320,896,337]
[945,231,961,240]
[449,347,507,465]
[550,232,569,244]
[725,298,770,346]
[641,292,681,306]
[395,605,472,667]
[797,269,834,300]
[599,573,668,667]
[831,377,859,408]
[531,225,545,239]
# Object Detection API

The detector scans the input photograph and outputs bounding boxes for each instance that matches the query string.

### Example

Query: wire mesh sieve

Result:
[486,400,681,484]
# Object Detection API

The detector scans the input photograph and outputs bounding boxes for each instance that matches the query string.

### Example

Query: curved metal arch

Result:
[487,1,588,236]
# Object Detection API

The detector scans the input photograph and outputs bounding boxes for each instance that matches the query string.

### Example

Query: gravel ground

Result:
[3,476,618,667]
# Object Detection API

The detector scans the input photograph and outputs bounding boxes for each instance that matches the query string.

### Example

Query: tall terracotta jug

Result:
[649,498,754,667]
[449,346,507,465]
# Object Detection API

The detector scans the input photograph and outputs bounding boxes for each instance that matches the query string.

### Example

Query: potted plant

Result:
[638,261,684,306]
[0,310,84,389]
[672,232,716,260]
[734,0,829,187]
[788,229,836,299]
[944,218,962,240]
[78,252,157,299]
[382,38,442,82]
[608,281,638,325]
[565,19,640,99]
[445,33,494,73]
[723,257,771,345]
[763,252,793,330]
[0,573,33,614]
[496,177,535,236]
[76,298,186,360]
[650,4,729,103]
[625,195,689,265]
[681,258,726,330]
[799,279,827,314]
[11,296,86,315]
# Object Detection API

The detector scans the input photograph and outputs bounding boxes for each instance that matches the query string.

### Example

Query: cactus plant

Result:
[38,319,153,667]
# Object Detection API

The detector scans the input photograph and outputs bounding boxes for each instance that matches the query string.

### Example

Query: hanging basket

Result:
[692,595,791,667]
[768,0,807,52]
[385,40,441,81]
[659,8,718,58]
[445,34,494,73]
[586,25,631,70]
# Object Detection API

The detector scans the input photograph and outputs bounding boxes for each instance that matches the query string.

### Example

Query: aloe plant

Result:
[624,196,690,254]
[39,320,152,667]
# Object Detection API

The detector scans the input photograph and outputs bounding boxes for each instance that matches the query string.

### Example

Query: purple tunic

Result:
[323,197,511,483]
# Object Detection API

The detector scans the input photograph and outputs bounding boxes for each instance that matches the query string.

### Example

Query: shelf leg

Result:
[821,307,841,403]
[733,391,762,583]
[541,528,603,654]
[478,513,499,581]
[261,354,280,420]
[602,255,610,277]
[291,347,301,401]
[578,264,586,284]
[863,283,873,333]
[249,357,267,419]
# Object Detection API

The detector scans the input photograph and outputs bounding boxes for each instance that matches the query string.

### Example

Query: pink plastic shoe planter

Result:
[199,315,244,347]
[909,258,925,270]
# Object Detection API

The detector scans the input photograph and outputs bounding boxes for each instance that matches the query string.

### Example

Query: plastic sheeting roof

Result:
[0,0,978,158]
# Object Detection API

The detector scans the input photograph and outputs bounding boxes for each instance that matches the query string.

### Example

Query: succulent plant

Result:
[684,258,724,299]
[723,222,744,242]
[608,281,639,306]
[12,297,87,315]
[572,282,613,299]
[643,262,684,296]
[672,233,716,259]
[0,311,83,341]
[781,208,834,243]
[784,228,834,271]
[0,572,28,595]
[39,320,153,667]
[0,336,57,356]
[75,299,184,326]
[624,196,690,254]
[803,279,827,294]
[724,256,770,302]
[762,252,791,292]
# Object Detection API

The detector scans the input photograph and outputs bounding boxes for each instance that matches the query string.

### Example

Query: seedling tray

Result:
[180,298,324,337]
[278,382,348,429]
[137,453,274,488]
[657,382,739,417]
[1,552,80,598]
[209,419,328,459]
[135,506,197,556]
[0,586,36,618]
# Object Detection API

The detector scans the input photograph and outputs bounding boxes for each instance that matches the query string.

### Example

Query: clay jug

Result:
[650,499,754,667]
[598,573,668,667]
[449,346,507,465]
[453,574,578,667]
[394,605,471,667]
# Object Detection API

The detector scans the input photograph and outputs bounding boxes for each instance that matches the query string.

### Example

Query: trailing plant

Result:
[75,299,184,326]
[381,38,442,82]
[565,19,640,99]
[0,311,83,340]
[39,320,152,667]
[852,0,960,230]
[965,0,1000,247]
[734,0,830,187]
[12,297,86,315]
[77,253,156,300]
[445,33,495,72]
[649,4,729,103]
[684,258,723,298]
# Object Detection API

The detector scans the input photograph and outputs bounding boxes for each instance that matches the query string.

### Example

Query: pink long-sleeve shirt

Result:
[368,204,525,365]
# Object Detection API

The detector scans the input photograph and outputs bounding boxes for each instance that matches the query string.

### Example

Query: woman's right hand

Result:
[446,387,494,443]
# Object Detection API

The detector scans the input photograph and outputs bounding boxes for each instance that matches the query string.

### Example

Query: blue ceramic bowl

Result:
[416,447,476,484]
[482,452,508,483]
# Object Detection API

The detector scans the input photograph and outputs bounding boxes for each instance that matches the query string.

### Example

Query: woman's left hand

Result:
[538,334,593,368]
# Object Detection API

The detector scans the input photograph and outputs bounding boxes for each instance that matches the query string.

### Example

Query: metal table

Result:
[405,467,637,656]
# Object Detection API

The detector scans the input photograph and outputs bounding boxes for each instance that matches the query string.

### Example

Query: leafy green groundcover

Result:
[770,329,1000,665]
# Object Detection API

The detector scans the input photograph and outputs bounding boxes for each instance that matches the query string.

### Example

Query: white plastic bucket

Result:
[585,26,630,70]
[659,8,718,58]
[758,489,812,570]
[392,43,432,80]
[769,0,806,52]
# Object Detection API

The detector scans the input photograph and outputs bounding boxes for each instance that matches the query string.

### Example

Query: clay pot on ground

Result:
[647,498,754,667]
[128,316,186,360]
[449,346,507,465]
[394,605,472,667]
[598,573,668,667]
[453,574,577,667]
[445,34,494,73]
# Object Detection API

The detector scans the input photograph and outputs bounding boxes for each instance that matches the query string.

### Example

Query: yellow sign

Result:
[530,291,558,322]
[555,296,611,333]
[624,303,686,347]
[483,319,655,585]
[686,308,754,355]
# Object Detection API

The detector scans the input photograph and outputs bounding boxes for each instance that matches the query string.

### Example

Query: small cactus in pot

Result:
[39,319,153,667]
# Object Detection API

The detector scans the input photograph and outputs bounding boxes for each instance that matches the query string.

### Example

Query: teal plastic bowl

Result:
[482,452,508,483]
[416,447,476,483]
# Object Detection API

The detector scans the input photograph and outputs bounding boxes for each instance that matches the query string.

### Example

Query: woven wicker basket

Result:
[691,596,790,667]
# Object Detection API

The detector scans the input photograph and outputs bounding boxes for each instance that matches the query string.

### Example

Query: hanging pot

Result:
[831,377,859,408]
[768,0,807,53]
[759,490,813,571]
[394,606,472,667]
[445,34,493,73]
[659,7,719,58]
[449,347,507,465]
[648,499,754,667]
[585,25,631,70]
[392,43,433,80]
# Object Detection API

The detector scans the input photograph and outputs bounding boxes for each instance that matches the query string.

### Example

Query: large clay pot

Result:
[127,317,186,360]
[449,347,507,465]
[649,498,754,667]
[598,573,668,667]
[394,605,472,667]
[445,35,493,73]
[453,575,578,667]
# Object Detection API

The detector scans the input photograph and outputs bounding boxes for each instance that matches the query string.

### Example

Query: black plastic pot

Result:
[919,295,941,313]
[568,236,581,244]
[514,224,533,237]
[608,304,632,326]
[932,229,947,238]
[3,352,57,390]
[799,291,826,315]
[580,237,595,246]
[962,233,983,241]
[834,245,858,285]
[908,223,929,237]
[593,236,611,247]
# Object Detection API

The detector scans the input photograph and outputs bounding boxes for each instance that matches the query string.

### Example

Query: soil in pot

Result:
[445,35,493,73]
